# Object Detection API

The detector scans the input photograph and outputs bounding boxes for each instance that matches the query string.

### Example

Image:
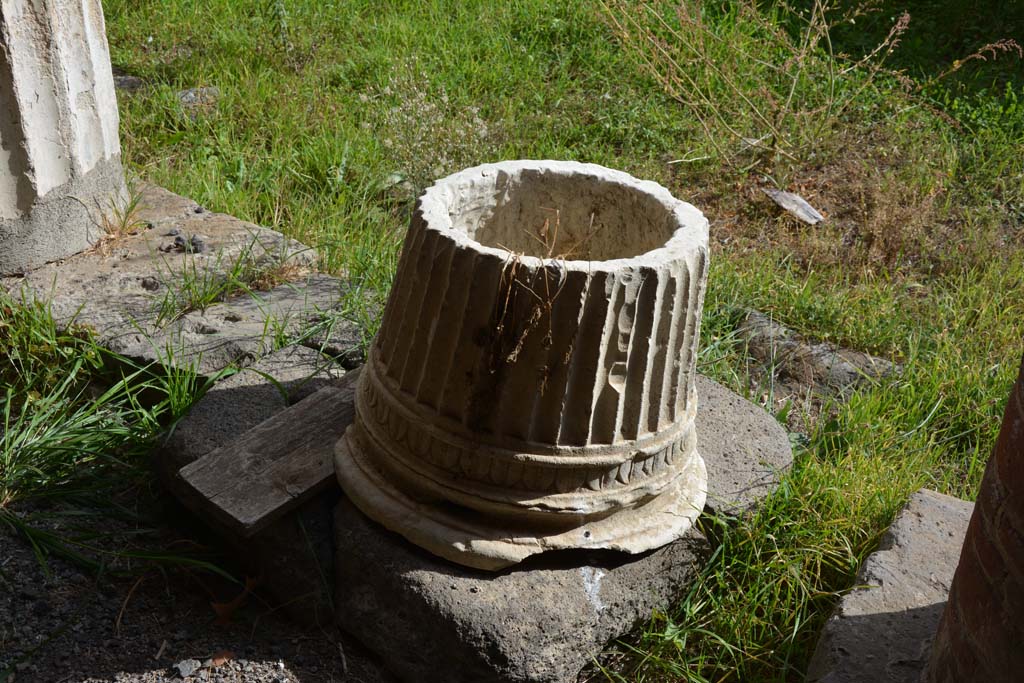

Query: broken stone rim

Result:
[336,160,710,570]
[336,433,709,570]
[416,160,709,271]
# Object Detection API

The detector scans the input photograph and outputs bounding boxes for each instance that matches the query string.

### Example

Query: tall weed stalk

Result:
[604,0,908,182]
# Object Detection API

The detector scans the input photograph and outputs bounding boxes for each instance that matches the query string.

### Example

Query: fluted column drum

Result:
[335,160,710,570]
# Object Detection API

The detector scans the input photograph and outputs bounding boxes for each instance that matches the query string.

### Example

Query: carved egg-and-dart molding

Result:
[335,160,710,570]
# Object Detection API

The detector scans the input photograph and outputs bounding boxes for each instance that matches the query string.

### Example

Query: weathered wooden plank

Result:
[178,366,361,537]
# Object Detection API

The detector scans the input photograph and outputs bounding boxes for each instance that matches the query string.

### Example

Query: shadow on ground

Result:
[818,0,1023,92]
[0,490,389,683]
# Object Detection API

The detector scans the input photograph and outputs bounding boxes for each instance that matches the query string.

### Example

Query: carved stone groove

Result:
[336,160,710,570]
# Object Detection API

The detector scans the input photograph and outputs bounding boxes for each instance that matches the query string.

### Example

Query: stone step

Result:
[2,184,363,376]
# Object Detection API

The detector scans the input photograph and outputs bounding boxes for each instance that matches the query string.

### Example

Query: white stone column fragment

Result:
[0,0,126,274]
[336,160,711,570]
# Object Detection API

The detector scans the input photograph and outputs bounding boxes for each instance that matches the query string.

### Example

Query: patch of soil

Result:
[670,124,987,275]
[0,495,389,683]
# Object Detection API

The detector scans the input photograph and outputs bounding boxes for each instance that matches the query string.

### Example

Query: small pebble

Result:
[173,658,202,678]
[190,234,208,253]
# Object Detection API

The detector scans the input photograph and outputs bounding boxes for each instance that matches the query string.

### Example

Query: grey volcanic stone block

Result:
[806,488,974,683]
[104,272,356,376]
[335,497,709,683]
[334,375,793,683]
[695,374,792,516]
[3,184,363,376]
[738,310,900,393]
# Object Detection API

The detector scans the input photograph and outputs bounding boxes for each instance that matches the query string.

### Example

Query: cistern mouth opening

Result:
[422,162,703,265]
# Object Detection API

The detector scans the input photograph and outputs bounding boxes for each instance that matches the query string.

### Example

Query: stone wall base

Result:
[335,375,793,683]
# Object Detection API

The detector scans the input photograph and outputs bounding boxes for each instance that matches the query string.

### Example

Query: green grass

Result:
[0,294,153,509]
[3,0,1022,680]
[0,290,225,576]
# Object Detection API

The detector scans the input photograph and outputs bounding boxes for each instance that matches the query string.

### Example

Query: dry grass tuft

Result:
[245,259,311,292]
[670,123,979,275]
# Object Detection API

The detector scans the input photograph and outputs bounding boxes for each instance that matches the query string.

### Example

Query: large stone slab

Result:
[2,184,362,375]
[806,488,974,683]
[335,498,709,683]
[334,374,793,683]
[105,272,357,375]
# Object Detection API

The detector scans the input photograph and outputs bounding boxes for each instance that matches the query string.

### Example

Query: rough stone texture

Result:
[335,497,709,683]
[335,374,792,683]
[337,160,711,570]
[111,65,144,92]
[695,374,793,516]
[104,272,352,376]
[924,354,1024,683]
[157,345,348,627]
[738,309,900,393]
[0,0,128,273]
[2,184,362,375]
[177,86,220,118]
[806,488,974,683]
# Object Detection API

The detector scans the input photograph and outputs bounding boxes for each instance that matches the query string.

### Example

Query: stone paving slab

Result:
[806,488,974,683]
[104,272,358,375]
[2,184,362,375]
[333,374,793,683]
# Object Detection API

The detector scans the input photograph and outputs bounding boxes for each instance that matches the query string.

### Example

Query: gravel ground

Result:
[0,502,391,683]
